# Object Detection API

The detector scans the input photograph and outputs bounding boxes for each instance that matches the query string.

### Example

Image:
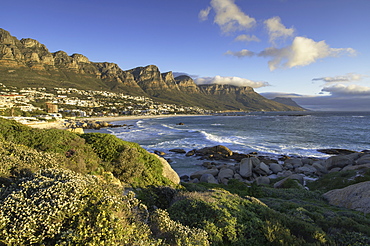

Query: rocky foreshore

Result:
[159,145,370,189]
[64,119,132,130]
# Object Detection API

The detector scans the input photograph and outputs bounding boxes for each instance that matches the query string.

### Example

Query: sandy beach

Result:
[27,114,205,129]
[79,114,201,123]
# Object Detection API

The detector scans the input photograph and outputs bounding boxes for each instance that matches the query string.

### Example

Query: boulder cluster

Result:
[64,120,130,130]
[165,145,370,188]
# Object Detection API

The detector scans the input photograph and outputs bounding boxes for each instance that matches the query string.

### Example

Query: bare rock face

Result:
[152,154,180,185]
[175,75,200,93]
[161,71,180,90]
[323,181,370,214]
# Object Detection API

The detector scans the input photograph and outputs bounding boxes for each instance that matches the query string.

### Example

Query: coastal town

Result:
[0,83,213,125]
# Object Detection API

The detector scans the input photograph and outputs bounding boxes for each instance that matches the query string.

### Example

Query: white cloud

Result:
[312,73,367,84]
[199,6,211,21]
[200,0,256,33]
[234,34,260,43]
[195,75,270,88]
[264,16,295,44]
[322,84,370,96]
[259,36,357,71]
[224,49,255,58]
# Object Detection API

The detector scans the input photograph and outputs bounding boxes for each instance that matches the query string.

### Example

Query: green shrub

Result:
[0,118,100,174]
[307,170,370,192]
[81,132,175,187]
[150,209,209,246]
[0,139,64,178]
[0,168,161,245]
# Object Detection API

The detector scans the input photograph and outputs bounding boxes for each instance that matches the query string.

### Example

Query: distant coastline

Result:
[26,114,205,129]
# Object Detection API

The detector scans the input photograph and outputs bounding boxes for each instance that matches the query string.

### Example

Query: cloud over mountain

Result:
[195,75,270,88]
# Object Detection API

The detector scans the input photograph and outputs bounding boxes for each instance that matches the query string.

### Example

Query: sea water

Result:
[90,111,370,176]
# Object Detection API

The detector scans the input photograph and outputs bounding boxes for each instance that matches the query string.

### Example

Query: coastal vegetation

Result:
[1,118,370,245]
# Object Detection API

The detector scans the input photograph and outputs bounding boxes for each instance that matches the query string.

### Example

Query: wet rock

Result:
[317,148,358,155]
[154,150,166,156]
[185,149,196,157]
[169,148,186,154]
[195,145,233,158]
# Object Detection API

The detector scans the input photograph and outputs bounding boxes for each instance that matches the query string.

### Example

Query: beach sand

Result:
[27,114,204,129]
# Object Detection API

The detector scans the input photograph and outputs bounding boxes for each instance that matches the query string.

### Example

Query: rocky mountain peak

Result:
[20,38,45,49]
[175,75,199,93]
[161,71,174,81]
[71,53,90,63]
[0,28,18,45]
[199,84,254,95]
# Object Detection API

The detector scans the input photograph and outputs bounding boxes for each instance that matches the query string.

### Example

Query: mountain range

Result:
[0,28,304,111]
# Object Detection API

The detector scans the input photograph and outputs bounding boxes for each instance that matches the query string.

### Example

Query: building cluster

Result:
[0,83,212,120]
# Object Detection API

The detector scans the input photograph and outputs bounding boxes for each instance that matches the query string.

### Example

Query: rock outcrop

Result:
[152,154,180,184]
[323,181,370,214]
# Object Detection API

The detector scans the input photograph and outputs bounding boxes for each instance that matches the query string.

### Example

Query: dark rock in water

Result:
[185,149,196,157]
[154,150,166,156]
[317,148,358,155]
[231,153,251,162]
[176,122,185,125]
[195,145,233,160]
[169,148,186,154]
[166,158,173,163]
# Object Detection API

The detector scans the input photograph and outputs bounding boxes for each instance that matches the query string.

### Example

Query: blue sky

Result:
[2,0,370,110]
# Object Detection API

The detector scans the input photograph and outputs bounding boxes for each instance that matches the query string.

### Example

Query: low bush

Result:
[81,132,175,187]
[307,169,370,192]
[0,168,161,245]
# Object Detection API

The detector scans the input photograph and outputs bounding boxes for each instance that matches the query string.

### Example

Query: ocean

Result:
[89,111,370,176]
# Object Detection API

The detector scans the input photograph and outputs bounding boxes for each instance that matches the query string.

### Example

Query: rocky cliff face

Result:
[0,28,305,112]
[175,75,200,93]
[199,84,254,95]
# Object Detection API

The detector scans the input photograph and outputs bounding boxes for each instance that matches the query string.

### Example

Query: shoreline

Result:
[26,114,207,129]
[79,114,207,123]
